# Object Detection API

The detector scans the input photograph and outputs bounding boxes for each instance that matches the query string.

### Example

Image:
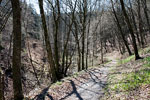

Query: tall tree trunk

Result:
[0,0,2,4]
[53,0,61,77]
[11,0,24,99]
[0,73,4,100]
[142,0,150,34]
[120,0,141,60]
[74,21,81,71]
[137,0,145,47]
[86,23,90,69]
[129,0,141,46]
[38,0,57,82]
[81,0,87,70]
[111,0,132,56]
[100,40,104,63]
[77,44,81,71]
[81,23,85,70]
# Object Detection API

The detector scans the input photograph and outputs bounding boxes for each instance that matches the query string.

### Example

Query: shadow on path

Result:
[33,80,84,100]
[60,80,83,100]
[33,67,109,100]
[34,86,54,100]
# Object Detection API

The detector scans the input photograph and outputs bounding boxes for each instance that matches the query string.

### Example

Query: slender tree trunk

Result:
[81,0,87,70]
[38,0,57,82]
[120,0,141,60]
[74,21,81,71]
[137,0,145,47]
[78,45,81,71]
[86,16,91,69]
[142,0,150,34]
[129,0,141,46]
[0,73,2,100]
[100,40,104,63]
[53,0,61,77]
[0,73,4,100]
[111,0,132,56]
[11,0,24,99]
[0,0,2,4]
[81,23,85,70]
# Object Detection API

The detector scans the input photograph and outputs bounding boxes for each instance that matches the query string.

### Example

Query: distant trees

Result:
[11,0,23,99]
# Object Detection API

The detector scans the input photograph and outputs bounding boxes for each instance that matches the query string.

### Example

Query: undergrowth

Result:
[118,47,150,65]
[118,55,134,65]
[111,56,150,92]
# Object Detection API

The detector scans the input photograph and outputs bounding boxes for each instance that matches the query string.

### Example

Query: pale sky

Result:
[26,0,40,14]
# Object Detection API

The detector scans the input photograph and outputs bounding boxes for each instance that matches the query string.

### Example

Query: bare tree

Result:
[120,0,141,60]
[142,0,150,33]
[38,0,57,82]
[11,0,24,99]
[111,0,132,56]
[0,0,2,4]
[137,0,145,47]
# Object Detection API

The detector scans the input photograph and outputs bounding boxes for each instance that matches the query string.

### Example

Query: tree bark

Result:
[142,0,150,34]
[0,73,4,100]
[0,0,2,4]
[38,0,57,82]
[81,0,87,70]
[11,0,24,99]
[120,0,141,60]
[111,0,132,56]
[129,0,141,46]
[137,0,145,47]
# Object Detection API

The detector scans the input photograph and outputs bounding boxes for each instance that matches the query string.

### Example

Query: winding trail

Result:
[32,52,119,100]
[63,60,118,100]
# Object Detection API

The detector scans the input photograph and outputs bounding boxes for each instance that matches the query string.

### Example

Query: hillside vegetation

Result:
[0,0,150,99]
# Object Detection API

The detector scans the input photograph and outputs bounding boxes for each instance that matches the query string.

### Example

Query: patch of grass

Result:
[143,57,150,68]
[112,57,150,92]
[118,69,150,91]
[50,81,63,88]
[118,47,150,66]
[55,81,63,85]
[73,72,79,77]
[139,47,150,54]
[102,48,150,99]
[118,55,135,65]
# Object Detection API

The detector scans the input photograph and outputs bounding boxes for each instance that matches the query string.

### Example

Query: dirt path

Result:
[62,60,118,100]
[31,52,119,100]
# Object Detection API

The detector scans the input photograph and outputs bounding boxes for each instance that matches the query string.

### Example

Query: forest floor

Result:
[101,47,150,100]
[27,51,119,100]
[27,47,150,100]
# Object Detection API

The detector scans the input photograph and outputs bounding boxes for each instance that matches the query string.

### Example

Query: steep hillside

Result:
[102,47,150,100]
